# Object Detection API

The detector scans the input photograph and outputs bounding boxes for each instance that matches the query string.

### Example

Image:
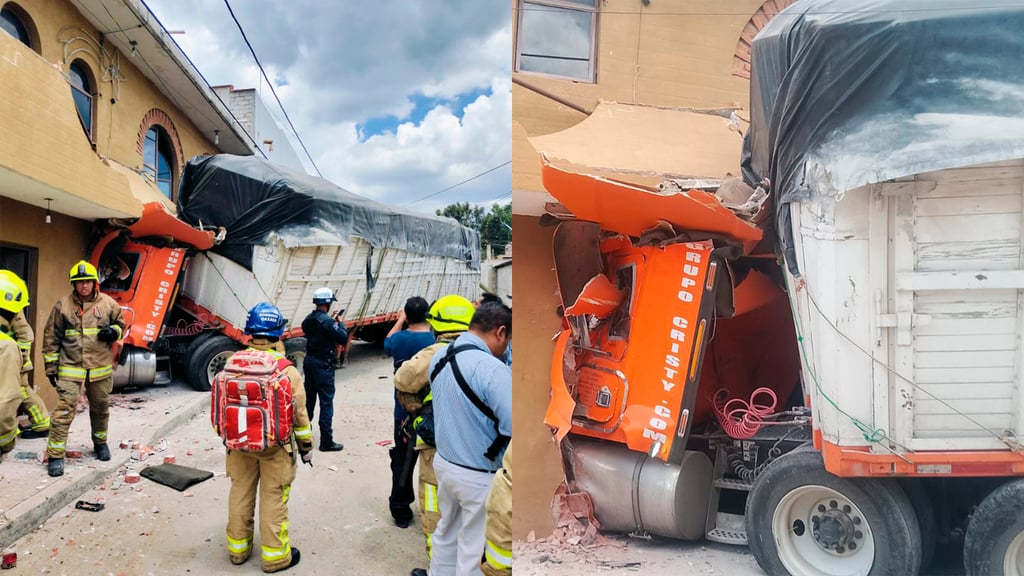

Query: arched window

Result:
[0,3,37,52]
[69,60,95,141]
[143,126,175,198]
[732,0,797,79]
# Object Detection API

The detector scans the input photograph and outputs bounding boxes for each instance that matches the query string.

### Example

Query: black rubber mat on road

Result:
[140,463,214,492]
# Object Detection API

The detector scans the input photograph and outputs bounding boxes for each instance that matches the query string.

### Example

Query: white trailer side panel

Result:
[793,159,1024,453]
[181,237,479,333]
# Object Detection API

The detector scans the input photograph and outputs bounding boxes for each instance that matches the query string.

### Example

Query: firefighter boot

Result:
[263,548,300,573]
[94,443,110,461]
[48,457,64,477]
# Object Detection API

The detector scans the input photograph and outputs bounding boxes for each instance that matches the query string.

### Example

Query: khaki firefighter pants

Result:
[19,383,50,432]
[418,447,441,560]
[226,446,297,572]
[46,375,112,458]
[481,465,512,576]
[0,395,19,454]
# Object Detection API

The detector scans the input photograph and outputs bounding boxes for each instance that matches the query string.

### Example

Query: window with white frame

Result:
[516,0,597,83]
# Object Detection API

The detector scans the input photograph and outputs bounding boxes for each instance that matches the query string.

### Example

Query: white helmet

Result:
[313,287,337,305]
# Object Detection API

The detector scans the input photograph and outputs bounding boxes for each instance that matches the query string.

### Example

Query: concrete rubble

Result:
[0,380,209,549]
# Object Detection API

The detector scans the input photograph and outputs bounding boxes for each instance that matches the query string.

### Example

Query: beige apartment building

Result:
[511,0,795,537]
[0,0,252,404]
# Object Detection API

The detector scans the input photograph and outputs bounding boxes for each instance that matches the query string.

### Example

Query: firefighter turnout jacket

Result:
[42,290,125,382]
[0,319,24,453]
[11,310,32,375]
[8,311,49,432]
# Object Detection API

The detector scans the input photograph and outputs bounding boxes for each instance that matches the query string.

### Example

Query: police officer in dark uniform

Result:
[300,287,349,452]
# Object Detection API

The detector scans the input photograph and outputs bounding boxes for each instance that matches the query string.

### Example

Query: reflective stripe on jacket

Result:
[42,290,125,379]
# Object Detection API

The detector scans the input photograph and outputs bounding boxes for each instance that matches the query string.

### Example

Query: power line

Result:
[222,0,323,177]
[120,1,268,159]
[515,4,1024,16]
[404,160,512,207]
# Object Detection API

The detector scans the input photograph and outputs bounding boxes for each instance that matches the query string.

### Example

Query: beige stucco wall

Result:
[1,198,92,407]
[512,0,767,537]
[1,0,219,211]
[0,0,228,405]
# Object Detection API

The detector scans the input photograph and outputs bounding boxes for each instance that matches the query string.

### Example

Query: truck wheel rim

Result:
[287,349,306,373]
[772,484,874,576]
[1004,531,1024,576]
[206,350,234,382]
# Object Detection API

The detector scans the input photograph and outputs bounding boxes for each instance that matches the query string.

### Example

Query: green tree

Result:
[480,203,511,256]
[437,201,511,256]
[436,202,485,230]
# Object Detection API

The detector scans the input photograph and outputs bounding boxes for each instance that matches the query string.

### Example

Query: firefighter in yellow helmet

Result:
[11,308,51,438]
[394,294,475,576]
[0,270,31,459]
[41,261,125,477]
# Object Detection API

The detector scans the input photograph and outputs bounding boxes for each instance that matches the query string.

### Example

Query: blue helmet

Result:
[245,302,287,338]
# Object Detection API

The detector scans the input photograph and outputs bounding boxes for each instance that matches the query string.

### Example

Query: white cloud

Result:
[145,0,511,215]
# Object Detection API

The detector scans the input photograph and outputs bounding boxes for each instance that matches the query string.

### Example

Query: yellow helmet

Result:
[427,295,475,334]
[0,270,30,314]
[69,260,99,283]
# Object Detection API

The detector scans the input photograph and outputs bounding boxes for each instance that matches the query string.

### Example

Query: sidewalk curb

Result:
[0,391,210,550]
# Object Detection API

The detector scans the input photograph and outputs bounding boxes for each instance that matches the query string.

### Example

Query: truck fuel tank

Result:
[570,437,713,540]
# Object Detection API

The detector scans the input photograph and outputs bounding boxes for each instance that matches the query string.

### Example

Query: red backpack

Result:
[211,349,295,451]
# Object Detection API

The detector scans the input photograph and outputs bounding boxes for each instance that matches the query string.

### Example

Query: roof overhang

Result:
[67,0,253,155]
[528,101,746,187]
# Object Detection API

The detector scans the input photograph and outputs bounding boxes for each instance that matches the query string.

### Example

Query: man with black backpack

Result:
[428,301,512,576]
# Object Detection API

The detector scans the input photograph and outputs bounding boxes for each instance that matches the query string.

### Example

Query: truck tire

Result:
[284,337,307,374]
[900,478,937,572]
[745,449,922,576]
[186,334,242,392]
[964,479,1024,575]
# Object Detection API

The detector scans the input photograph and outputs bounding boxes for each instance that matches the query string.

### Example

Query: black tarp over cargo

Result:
[176,155,480,270]
[741,0,1024,274]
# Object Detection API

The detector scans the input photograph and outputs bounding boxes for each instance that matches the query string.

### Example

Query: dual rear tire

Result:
[745,449,922,575]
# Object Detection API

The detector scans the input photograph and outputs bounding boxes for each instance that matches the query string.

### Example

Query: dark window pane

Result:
[68,62,93,138]
[69,62,90,92]
[157,151,170,180]
[0,9,30,47]
[71,87,92,136]
[518,3,593,80]
[144,129,157,171]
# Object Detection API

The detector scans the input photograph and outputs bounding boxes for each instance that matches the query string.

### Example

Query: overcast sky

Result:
[144,0,512,216]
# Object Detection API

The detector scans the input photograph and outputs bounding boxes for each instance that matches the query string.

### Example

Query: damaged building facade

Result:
[0,0,254,404]
[511,0,795,539]
[516,0,1024,574]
